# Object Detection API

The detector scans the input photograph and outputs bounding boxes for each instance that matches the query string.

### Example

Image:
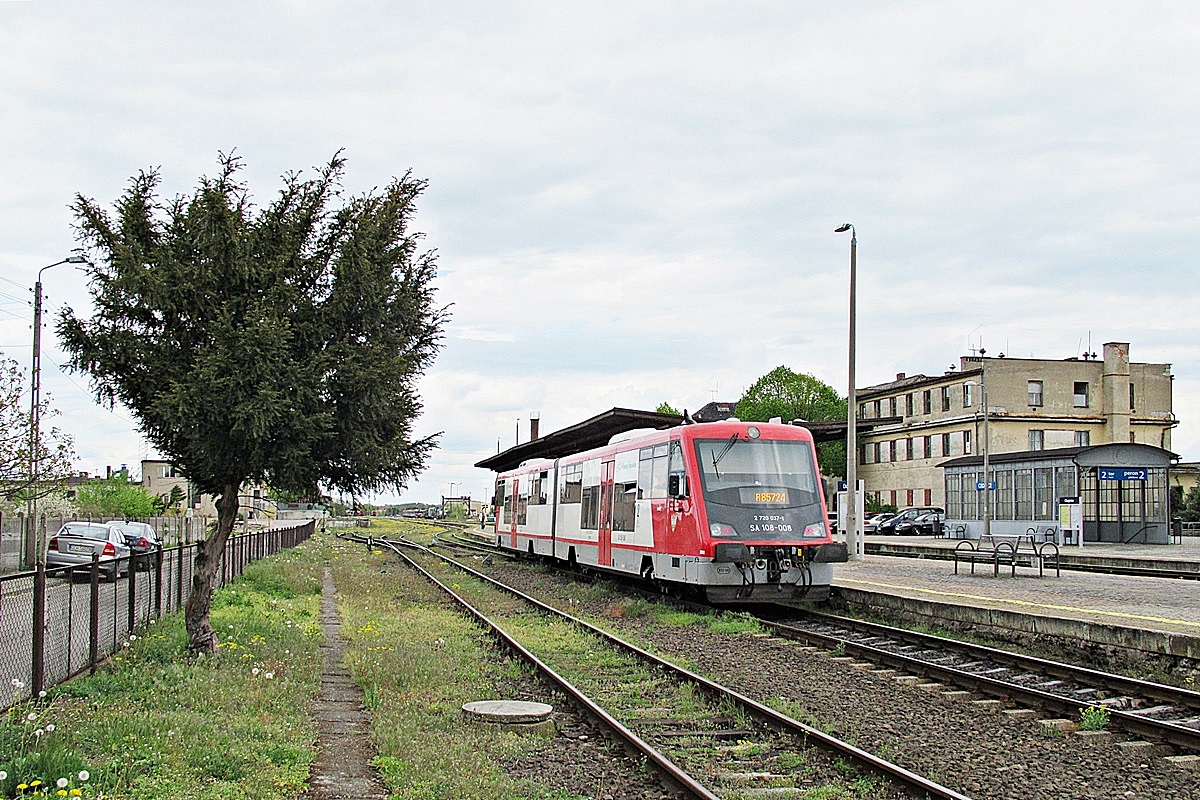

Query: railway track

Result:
[353,532,973,800]
[763,610,1200,756]
[440,529,1200,758]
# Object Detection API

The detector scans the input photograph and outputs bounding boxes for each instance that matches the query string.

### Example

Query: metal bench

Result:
[953,539,1017,577]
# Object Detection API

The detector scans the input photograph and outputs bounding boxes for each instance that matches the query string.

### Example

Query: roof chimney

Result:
[896,372,906,381]
[530,413,540,441]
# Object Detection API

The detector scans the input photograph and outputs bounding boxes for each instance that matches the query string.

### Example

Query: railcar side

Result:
[491,420,846,602]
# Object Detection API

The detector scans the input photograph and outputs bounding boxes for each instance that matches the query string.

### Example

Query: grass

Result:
[0,535,326,799]
[329,522,591,799]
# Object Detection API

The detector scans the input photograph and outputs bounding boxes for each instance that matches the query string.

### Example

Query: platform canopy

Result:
[474,406,888,473]
[475,407,682,473]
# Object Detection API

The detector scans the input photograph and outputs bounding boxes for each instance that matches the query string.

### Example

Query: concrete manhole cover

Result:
[462,700,554,724]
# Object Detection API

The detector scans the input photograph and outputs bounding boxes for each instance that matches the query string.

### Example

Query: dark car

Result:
[876,507,945,535]
[107,520,162,569]
[893,510,945,536]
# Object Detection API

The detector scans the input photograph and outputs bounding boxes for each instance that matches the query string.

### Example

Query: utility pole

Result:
[28,256,88,565]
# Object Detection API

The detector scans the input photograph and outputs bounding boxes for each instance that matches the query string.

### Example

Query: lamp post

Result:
[28,256,89,564]
[834,223,861,560]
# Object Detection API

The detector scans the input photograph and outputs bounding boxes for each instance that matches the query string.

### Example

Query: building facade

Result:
[141,460,275,519]
[855,342,1175,510]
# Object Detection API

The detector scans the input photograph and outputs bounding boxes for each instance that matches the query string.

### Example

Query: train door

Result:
[598,460,614,567]
[506,477,518,548]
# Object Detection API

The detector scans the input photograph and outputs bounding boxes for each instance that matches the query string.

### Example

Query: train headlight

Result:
[803,521,827,537]
[709,522,738,537]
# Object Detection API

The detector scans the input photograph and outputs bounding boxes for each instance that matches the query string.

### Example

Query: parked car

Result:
[107,520,162,569]
[863,513,891,534]
[893,510,946,536]
[46,522,130,580]
[876,507,945,535]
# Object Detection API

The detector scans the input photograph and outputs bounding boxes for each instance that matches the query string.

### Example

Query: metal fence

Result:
[0,519,315,710]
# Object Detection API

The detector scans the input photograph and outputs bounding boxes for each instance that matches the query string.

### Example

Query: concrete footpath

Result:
[830,535,1200,663]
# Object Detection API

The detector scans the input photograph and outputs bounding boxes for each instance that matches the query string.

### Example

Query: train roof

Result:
[475,406,858,473]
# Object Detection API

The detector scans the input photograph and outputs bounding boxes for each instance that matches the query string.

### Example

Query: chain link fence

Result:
[1,519,315,710]
[1,512,229,576]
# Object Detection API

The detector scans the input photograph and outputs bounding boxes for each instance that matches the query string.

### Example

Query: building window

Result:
[1073,381,1089,407]
[1129,382,1136,411]
[890,395,898,417]
[905,394,913,416]
[922,390,932,414]
[906,438,914,460]
[1029,430,1044,451]
[942,432,951,456]
[963,383,973,408]
[1074,430,1090,447]
[941,386,951,412]
[861,444,871,464]
[888,440,897,461]
[1028,380,1044,407]
[963,429,972,455]
[922,435,932,459]
[872,441,881,463]
[874,400,881,417]
[906,489,914,507]
[859,402,868,419]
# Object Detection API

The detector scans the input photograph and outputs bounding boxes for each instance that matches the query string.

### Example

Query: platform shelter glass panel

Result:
[1015,469,1033,519]
[995,469,1014,520]
[1034,468,1054,520]
[1054,466,1076,501]
[946,473,962,519]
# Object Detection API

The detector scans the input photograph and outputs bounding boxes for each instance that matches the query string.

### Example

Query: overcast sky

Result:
[2,1,1198,505]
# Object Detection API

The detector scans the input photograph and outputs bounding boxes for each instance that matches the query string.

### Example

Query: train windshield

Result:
[693,437,826,540]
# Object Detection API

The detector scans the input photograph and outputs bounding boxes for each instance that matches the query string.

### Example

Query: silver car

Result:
[46,522,130,580]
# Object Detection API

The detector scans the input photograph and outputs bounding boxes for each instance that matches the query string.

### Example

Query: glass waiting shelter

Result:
[941,443,1176,544]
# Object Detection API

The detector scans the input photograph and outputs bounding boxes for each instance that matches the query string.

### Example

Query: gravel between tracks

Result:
[468,555,1200,800]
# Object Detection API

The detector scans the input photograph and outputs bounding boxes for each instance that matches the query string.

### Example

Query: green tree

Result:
[735,365,848,476]
[0,354,76,508]
[655,402,681,415]
[75,475,159,518]
[60,152,446,654]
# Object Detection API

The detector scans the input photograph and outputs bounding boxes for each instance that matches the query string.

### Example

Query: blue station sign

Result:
[1098,468,1148,481]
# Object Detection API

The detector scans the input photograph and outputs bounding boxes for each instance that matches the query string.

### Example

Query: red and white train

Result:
[490,419,847,603]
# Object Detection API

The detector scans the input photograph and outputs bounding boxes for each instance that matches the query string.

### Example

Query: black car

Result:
[107,521,162,569]
[876,507,945,535]
[893,510,946,536]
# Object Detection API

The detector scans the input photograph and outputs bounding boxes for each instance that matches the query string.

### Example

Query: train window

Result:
[528,471,549,506]
[496,481,508,525]
[502,480,514,525]
[612,481,636,531]
[560,463,583,504]
[517,479,529,525]
[638,444,669,499]
[581,484,600,529]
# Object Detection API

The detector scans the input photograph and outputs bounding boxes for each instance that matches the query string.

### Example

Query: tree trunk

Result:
[184,482,239,655]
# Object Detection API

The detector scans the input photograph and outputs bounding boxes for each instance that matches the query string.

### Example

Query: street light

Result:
[28,255,89,564]
[834,223,861,561]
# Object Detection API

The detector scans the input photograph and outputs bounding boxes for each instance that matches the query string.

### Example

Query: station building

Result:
[855,342,1176,511]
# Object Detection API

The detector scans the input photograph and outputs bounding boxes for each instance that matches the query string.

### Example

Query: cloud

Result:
[3,1,1199,503]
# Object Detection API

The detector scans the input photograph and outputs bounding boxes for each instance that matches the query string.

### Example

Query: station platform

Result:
[829,535,1200,665]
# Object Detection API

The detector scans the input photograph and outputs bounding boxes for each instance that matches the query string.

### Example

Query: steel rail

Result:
[766,611,1200,751]
[362,535,722,800]
[368,534,973,800]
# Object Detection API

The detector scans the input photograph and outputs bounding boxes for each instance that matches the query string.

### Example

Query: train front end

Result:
[679,421,847,603]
